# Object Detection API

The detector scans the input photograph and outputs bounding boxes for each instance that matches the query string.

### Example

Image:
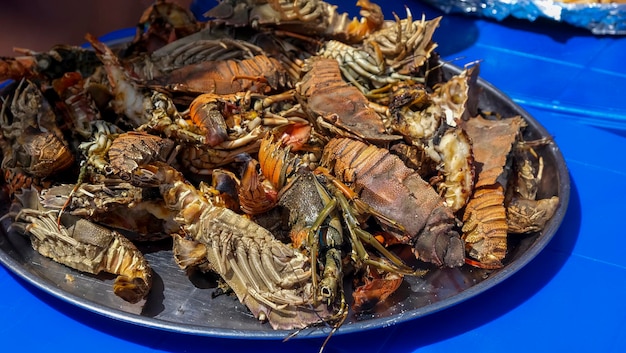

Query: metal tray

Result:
[0,58,570,339]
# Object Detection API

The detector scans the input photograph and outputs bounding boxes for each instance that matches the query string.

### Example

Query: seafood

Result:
[317,14,441,92]
[11,187,152,303]
[87,36,191,144]
[86,35,212,145]
[77,121,122,177]
[363,12,441,73]
[277,169,346,307]
[0,45,100,82]
[262,135,416,314]
[187,93,238,147]
[321,137,465,267]
[141,91,208,145]
[51,72,103,140]
[389,65,479,145]
[127,0,201,55]
[107,131,177,180]
[210,168,241,211]
[2,167,52,198]
[180,141,261,173]
[2,131,73,179]
[258,132,299,191]
[352,265,403,312]
[506,196,559,234]
[126,27,307,82]
[296,56,401,142]
[506,140,560,234]
[79,122,181,184]
[317,39,390,92]
[148,54,292,96]
[237,154,278,215]
[433,64,480,124]
[461,115,525,189]
[40,182,178,240]
[461,184,508,268]
[313,168,421,275]
[205,0,384,43]
[387,66,479,212]
[85,33,152,127]
[180,91,308,173]
[0,0,562,342]
[0,80,74,180]
[171,232,211,272]
[434,127,474,212]
[460,115,525,268]
[127,37,263,80]
[2,79,66,145]
[143,163,334,330]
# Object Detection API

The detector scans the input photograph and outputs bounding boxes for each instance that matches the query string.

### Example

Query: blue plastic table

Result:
[2,1,625,352]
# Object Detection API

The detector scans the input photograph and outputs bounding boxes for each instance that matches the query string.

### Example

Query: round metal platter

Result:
[0,33,570,339]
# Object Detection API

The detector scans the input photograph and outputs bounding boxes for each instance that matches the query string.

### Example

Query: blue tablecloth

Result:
[2,1,625,352]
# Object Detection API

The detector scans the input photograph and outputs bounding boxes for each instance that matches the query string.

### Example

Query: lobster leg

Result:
[308,175,344,306]
[333,190,422,276]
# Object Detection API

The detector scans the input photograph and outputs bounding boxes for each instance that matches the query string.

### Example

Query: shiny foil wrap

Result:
[421,0,626,34]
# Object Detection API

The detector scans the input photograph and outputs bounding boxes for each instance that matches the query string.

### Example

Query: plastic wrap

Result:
[421,0,626,34]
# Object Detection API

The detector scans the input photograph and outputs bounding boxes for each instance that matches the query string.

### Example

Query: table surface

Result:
[1,1,625,352]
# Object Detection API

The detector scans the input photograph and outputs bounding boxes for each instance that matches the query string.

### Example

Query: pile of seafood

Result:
[0,0,559,333]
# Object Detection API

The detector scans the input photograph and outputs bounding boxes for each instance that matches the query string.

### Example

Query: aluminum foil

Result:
[421,0,626,34]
